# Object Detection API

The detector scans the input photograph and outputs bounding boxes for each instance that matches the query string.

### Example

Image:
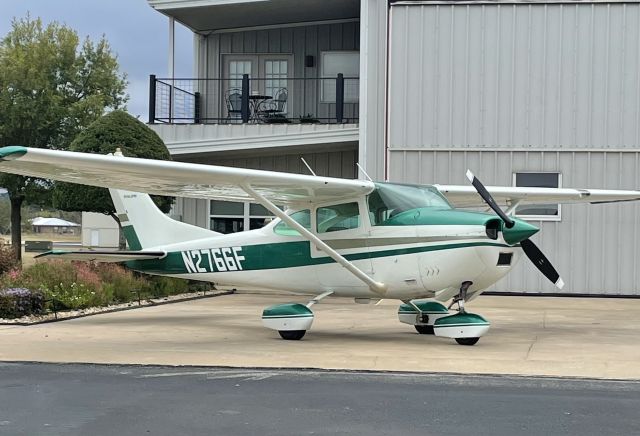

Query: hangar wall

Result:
[390,149,640,294]
[389,1,640,149]
[388,1,640,294]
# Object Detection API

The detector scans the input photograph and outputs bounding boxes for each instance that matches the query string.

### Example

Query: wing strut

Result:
[242,184,387,296]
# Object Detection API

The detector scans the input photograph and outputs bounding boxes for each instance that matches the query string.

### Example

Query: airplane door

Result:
[312,200,373,290]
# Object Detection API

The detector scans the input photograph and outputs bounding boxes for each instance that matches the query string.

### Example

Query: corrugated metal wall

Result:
[388,2,640,294]
[200,21,359,120]
[389,2,640,148]
[390,149,640,294]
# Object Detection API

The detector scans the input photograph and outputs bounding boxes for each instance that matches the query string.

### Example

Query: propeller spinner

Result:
[466,170,565,290]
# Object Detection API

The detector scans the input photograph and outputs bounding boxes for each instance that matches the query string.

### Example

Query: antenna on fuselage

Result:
[356,162,373,182]
[300,157,317,176]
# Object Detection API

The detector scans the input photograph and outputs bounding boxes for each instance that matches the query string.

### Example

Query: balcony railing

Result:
[148,74,359,125]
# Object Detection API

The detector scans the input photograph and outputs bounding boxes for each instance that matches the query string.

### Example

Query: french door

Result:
[223,54,293,115]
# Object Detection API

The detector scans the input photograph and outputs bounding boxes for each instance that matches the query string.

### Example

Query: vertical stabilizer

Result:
[109,189,218,249]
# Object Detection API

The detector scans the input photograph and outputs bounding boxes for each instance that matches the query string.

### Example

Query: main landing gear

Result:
[399,281,491,346]
[261,291,333,340]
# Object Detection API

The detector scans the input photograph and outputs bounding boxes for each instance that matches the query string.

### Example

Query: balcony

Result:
[149,74,359,125]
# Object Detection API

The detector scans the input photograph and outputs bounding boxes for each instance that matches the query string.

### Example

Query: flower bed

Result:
[0,260,211,319]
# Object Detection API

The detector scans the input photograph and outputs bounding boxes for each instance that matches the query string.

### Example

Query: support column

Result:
[168,17,175,122]
[358,0,389,181]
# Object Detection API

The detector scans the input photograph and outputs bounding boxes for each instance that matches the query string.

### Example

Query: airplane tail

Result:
[109,189,219,250]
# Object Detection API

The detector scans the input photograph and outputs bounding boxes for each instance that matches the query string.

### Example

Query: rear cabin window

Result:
[316,202,361,233]
[273,210,311,236]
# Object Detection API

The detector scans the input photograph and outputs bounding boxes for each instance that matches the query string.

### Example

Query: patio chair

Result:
[225,88,243,120]
[258,88,288,118]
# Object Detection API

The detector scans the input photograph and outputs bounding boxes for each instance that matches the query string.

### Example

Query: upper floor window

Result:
[321,51,359,103]
[316,202,361,233]
[274,209,311,236]
[514,172,561,220]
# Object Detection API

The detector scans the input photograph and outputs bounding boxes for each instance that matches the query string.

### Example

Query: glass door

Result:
[223,55,292,119]
[223,56,257,119]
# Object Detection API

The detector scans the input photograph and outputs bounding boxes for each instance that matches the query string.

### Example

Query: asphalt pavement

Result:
[0,363,639,436]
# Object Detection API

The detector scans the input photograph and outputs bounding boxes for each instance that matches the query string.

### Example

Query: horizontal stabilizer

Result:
[35,250,165,263]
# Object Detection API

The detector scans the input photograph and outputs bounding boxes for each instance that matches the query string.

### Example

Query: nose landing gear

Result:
[436,281,490,345]
[400,281,491,346]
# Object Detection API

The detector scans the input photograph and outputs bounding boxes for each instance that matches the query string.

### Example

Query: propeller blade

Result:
[520,238,565,290]
[465,170,515,228]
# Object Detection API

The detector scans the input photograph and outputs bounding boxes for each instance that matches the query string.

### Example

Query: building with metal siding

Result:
[385,1,640,294]
[147,0,640,295]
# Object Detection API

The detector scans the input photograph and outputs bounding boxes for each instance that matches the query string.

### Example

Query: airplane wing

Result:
[434,184,640,208]
[0,146,374,205]
[35,250,166,262]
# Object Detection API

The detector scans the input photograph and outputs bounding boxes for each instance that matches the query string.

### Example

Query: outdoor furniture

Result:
[224,88,242,120]
[257,88,288,119]
[248,94,273,121]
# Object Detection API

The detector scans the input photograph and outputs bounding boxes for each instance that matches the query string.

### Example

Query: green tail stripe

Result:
[122,225,142,250]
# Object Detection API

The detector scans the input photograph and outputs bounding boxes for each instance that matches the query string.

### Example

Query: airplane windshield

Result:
[367,183,452,225]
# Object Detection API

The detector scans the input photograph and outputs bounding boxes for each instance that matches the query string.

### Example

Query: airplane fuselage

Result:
[126,219,522,300]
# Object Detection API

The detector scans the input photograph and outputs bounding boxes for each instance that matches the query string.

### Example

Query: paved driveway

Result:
[1,293,639,379]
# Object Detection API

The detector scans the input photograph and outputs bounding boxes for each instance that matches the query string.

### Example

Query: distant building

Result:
[30,217,80,235]
[81,212,120,248]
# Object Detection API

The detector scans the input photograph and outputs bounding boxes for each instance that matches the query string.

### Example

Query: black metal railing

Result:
[148,74,359,125]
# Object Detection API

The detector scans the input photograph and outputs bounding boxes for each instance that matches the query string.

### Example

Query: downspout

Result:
[384,0,392,181]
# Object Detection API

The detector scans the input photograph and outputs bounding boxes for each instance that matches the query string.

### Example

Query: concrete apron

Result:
[0,294,639,380]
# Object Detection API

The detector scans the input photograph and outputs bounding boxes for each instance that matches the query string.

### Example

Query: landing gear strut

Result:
[448,280,472,313]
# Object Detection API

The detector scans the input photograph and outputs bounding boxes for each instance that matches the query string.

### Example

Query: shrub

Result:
[0,288,45,319]
[147,275,189,298]
[94,263,148,302]
[0,260,204,314]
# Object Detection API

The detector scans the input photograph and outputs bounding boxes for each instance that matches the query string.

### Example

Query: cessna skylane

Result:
[1,145,639,345]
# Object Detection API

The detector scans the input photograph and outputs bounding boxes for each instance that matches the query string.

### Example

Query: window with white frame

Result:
[513,172,561,220]
[210,200,274,234]
[321,51,359,103]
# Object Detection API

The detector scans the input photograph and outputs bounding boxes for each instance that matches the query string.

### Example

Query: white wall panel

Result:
[389,148,640,295]
[389,2,640,149]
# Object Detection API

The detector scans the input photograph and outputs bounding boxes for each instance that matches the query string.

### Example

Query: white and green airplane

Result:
[1,145,639,345]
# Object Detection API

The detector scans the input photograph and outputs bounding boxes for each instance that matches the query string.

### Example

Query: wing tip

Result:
[0,146,28,161]
[555,278,565,290]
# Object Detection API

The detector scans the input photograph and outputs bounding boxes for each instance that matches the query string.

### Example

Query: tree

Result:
[53,110,173,230]
[0,16,127,260]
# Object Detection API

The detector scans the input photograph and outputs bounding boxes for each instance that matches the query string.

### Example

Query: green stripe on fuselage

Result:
[125,240,509,275]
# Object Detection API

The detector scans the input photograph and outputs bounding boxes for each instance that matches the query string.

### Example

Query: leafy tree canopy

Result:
[0,15,128,259]
[53,110,173,214]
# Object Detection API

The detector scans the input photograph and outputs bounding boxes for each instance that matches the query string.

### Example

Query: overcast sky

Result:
[0,0,193,121]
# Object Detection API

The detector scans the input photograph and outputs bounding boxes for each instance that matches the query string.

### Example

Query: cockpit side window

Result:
[273,209,311,236]
[316,202,361,233]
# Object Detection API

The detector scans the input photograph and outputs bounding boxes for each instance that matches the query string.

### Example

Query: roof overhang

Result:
[148,0,360,33]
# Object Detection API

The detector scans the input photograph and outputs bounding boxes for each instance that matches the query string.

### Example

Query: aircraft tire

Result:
[414,325,434,335]
[455,337,480,346]
[278,330,306,340]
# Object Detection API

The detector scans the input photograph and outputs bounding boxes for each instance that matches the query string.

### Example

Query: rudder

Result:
[110,189,218,249]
